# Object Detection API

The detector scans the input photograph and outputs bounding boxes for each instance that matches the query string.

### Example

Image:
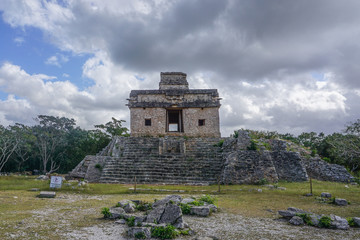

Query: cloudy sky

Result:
[0,0,360,136]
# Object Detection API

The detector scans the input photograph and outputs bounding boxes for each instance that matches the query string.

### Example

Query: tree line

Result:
[0,115,129,174]
[0,115,359,176]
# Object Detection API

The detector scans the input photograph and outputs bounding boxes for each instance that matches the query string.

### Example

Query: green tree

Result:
[94,117,129,137]
[33,115,76,174]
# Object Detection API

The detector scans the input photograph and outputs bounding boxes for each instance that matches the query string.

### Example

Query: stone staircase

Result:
[98,137,224,185]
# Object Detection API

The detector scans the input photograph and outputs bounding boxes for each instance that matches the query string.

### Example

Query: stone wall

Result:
[222,151,279,184]
[130,107,220,137]
[303,157,354,182]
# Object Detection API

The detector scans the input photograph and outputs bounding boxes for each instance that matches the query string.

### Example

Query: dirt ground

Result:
[2,192,360,240]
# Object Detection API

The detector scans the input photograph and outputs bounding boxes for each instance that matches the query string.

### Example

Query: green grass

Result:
[0,176,359,239]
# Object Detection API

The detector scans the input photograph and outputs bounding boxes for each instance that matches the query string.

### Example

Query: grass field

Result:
[0,176,359,239]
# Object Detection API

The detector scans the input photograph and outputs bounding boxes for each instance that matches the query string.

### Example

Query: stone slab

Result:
[38,191,56,198]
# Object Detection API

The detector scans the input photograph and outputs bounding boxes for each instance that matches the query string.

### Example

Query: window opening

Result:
[145,118,151,126]
[199,119,205,126]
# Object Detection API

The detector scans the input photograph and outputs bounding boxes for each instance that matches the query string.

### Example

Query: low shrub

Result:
[256,178,269,185]
[101,207,111,218]
[296,213,313,226]
[347,217,356,227]
[179,203,191,215]
[134,231,146,239]
[199,195,216,205]
[127,216,135,227]
[94,163,103,171]
[151,225,178,239]
[319,216,332,228]
[247,140,258,151]
[191,200,204,206]
[136,201,152,211]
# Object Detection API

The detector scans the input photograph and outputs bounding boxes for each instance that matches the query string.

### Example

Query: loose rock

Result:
[289,216,304,226]
[190,206,211,217]
[334,198,348,206]
[128,227,151,239]
[321,192,331,198]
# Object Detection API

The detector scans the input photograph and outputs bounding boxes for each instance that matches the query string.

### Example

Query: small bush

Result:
[233,131,239,138]
[136,202,152,211]
[127,216,135,227]
[151,225,178,239]
[296,213,313,226]
[347,217,356,227]
[101,207,111,218]
[256,178,269,185]
[191,200,204,206]
[247,140,258,151]
[215,139,224,147]
[134,231,146,239]
[180,203,191,215]
[94,163,103,171]
[319,216,332,228]
[199,195,216,205]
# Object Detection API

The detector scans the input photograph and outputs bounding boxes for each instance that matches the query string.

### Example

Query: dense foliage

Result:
[237,119,360,176]
[0,115,128,174]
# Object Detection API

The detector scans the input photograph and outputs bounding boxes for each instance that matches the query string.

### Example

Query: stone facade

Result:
[128,72,221,137]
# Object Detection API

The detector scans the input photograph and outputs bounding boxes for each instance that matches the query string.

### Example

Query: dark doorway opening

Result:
[167,110,183,132]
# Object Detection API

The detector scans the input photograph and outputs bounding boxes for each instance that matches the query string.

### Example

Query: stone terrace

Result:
[97,137,224,185]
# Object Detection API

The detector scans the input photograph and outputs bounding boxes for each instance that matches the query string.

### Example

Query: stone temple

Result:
[69,72,354,185]
[128,72,221,137]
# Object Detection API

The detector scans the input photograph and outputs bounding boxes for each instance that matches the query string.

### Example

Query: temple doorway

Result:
[167,110,183,132]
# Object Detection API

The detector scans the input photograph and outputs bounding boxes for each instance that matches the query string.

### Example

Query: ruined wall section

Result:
[303,157,354,182]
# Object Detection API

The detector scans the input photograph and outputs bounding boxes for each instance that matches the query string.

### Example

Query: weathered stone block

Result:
[334,198,348,206]
[190,206,211,217]
[289,216,304,225]
[37,191,56,198]
[128,227,151,239]
[321,192,331,198]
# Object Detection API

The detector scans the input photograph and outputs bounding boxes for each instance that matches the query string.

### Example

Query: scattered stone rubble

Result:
[102,195,218,239]
[278,207,360,230]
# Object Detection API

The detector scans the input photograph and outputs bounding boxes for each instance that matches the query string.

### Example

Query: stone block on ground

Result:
[128,227,151,239]
[29,188,40,192]
[181,198,195,204]
[309,214,320,226]
[124,202,136,213]
[152,195,182,208]
[289,216,304,225]
[158,203,182,225]
[334,198,348,206]
[109,207,125,219]
[321,192,331,198]
[353,217,360,227]
[114,219,126,224]
[278,207,307,219]
[331,215,349,230]
[190,206,211,217]
[37,191,56,198]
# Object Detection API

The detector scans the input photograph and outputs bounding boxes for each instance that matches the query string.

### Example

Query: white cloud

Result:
[45,54,69,67]
[13,37,24,46]
[0,0,360,137]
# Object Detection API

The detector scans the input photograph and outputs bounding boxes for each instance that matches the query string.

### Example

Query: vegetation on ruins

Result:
[236,119,360,177]
[0,115,359,177]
